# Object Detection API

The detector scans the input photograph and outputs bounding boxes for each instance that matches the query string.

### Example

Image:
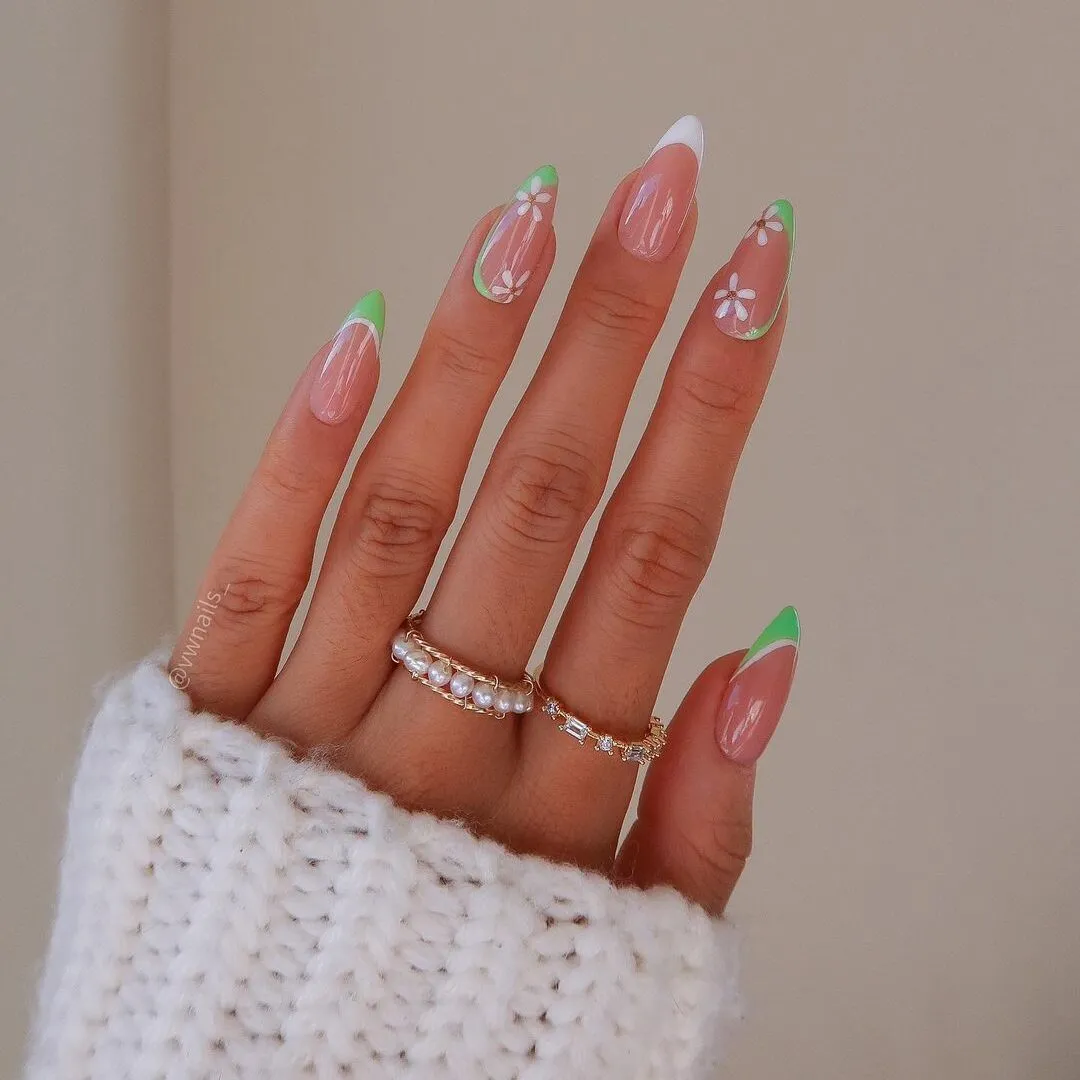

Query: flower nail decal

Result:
[713,273,756,323]
[515,174,552,223]
[473,165,558,304]
[714,199,796,340]
[745,203,785,246]
[490,269,531,302]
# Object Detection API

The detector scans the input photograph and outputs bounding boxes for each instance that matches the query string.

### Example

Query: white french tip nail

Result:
[649,114,705,165]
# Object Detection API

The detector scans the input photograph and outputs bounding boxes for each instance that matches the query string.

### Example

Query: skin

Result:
[170,169,790,917]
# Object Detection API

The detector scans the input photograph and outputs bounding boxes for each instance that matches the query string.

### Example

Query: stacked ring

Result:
[532,673,668,765]
[390,613,535,718]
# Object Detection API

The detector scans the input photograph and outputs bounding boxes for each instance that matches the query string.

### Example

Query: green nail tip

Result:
[742,198,796,342]
[473,164,559,301]
[527,164,559,189]
[345,290,385,338]
[742,605,801,666]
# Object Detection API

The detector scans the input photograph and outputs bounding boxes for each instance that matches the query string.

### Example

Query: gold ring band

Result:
[532,673,667,764]
[391,612,535,718]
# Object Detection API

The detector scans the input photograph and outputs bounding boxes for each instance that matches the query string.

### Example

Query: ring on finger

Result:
[532,672,668,765]
[390,612,535,718]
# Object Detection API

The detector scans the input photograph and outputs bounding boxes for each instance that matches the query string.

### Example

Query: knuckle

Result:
[255,445,318,504]
[350,473,456,573]
[211,557,310,627]
[672,366,759,433]
[677,815,753,906]
[605,507,713,629]
[494,437,603,550]
[575,283,663,350]
[427,327,505,383]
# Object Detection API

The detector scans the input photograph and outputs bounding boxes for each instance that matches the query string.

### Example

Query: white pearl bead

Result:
[404,649,432,676]
[391,632,411,661]
[511,691,533,714]
[449,671,474,699]
[426,659,452,686]
[471,681,496,710]
[493,687,515,714]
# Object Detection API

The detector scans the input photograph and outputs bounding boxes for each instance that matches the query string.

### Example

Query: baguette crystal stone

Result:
[561,717,590,743]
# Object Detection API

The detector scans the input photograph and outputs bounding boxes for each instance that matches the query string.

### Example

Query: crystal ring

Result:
[390,612,535,718]
[532,673,668,765]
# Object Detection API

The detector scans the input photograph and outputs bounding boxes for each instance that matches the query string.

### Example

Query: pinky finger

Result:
[168,292,385,719]
[615,608,800,914]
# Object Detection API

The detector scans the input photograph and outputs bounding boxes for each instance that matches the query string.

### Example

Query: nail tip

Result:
[346,290,385,338]
[651,114,705,163]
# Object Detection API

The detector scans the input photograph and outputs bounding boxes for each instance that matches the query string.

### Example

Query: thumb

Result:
[615,608,800,915]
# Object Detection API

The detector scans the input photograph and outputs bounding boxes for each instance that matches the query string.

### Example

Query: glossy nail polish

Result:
[618,115,704,262]
[712,200,795,340]
[717,606,800,765]
[474,165,558,303]
[309,291,384,424]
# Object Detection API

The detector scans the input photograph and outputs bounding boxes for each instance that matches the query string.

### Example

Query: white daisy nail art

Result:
[514,174,552,223]
[745,203,785,246]
[489,269,532,302]
[714,272,756,322]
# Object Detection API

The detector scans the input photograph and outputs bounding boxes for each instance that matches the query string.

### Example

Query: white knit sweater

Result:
[26,657,742,1079]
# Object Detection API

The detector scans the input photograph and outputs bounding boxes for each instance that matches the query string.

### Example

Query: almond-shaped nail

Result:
[473,165,558,303]
[713,200,795,340]
[618,114,703,263]
[309,290,384,424]
[717,606,800,765]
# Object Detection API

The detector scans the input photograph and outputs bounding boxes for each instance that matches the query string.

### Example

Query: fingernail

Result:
[309,290,384,425]
[712,200,795,340]
[618,114,703,263]
[717,606,800,765]
[473,164,558,303]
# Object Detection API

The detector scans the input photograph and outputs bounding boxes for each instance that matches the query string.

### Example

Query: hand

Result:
[168,117,798,916]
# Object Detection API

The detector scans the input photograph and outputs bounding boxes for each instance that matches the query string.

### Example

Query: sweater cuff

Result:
[28,656,742,1079]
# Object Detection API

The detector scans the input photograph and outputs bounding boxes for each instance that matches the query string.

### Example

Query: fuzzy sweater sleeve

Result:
[25,657,743,1079]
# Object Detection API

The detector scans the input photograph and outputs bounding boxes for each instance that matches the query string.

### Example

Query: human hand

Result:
[168,116,798,916]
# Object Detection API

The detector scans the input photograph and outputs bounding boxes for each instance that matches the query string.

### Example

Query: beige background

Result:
[2,1,1078,1077]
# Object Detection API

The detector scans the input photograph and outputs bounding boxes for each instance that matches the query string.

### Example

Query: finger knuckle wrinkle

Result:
[257,447,317,503]
[497,442,601,548]
[679,817,753,902]
[608,510,712,621]
[577,284,661,347]
[429,327,504,382]
[212,559,308,624]
[674,367,758,429]
[353,476,454,569]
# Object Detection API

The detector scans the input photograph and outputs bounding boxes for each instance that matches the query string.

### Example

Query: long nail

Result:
[474,165,558,303]
[717,606,800,765]
[309,291,384,424]
[618,115,704,262]
[712,200,795,340]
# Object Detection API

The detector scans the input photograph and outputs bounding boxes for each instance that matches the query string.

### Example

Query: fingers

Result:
[524,199,794,853]
[168,292,384,718]
[250,172,558,745]
[357,120,704,808]
[422,183,697,675]
[616,614,798,914]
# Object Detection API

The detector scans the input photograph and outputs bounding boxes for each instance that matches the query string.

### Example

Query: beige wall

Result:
[4,1,1079,1076]
[0,3,172,1076]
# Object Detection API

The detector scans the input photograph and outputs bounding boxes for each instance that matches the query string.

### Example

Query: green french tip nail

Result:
[473,165,559,302]
[344,290,385,340]
[737,606,801,673]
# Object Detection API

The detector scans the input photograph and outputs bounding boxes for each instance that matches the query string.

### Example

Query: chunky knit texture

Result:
[27,657,742,1079]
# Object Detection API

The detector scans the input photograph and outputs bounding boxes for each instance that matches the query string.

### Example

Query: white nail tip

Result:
[648,114,705,165]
